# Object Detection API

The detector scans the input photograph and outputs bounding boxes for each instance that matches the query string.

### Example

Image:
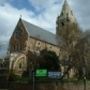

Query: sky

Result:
[0,0,90,58]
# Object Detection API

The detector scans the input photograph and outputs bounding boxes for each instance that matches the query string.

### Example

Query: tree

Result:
[38,49,60,71]
[27,49,60,71]
[60,30,90,79]
[82,30,90,79]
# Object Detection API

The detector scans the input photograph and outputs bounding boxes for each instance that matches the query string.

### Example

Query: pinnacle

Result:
[63,0,70,9]
[64,0,68,4]
[59,0,77,23]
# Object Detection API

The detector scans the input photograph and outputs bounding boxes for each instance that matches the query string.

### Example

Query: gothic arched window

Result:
[67,17,70,22]
[19,63,22,69]
[66,13,70,22]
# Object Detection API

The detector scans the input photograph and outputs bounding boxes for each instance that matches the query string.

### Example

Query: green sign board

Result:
[35,69,47,77]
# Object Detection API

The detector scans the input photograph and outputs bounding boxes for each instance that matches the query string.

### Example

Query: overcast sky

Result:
[0,0,90,58]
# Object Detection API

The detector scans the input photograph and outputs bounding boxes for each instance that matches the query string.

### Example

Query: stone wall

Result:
[27,37,60,56]
[9,81,90,90]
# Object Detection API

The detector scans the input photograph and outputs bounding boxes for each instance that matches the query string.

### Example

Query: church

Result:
[9,0,80,77]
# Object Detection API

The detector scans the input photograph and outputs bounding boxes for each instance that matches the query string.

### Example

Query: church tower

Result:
[56,0,81,78]
[56,0,80,45]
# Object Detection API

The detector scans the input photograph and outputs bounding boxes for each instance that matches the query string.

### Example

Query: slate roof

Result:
[22,19,63,47]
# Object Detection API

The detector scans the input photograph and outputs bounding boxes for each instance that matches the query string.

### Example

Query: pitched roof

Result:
[21,19,63,46]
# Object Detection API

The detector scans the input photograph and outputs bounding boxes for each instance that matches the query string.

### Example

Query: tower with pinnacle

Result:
[56,0,81,78]
[56,0,80,46]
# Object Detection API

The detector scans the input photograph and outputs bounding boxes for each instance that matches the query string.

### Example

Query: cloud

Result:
[0,0,10,5]
[68,0,90,30]
[28,0,61,12]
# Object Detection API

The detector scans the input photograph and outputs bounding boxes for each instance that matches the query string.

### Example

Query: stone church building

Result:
[9,0,80,77]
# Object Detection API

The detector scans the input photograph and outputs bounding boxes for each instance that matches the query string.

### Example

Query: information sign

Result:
[35,69,47,77]
[48,71,63,79]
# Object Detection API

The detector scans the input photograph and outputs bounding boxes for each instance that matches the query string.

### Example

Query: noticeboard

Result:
[35,69,47,77]
[48,71,63,79]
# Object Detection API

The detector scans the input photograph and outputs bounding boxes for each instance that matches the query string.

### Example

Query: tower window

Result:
[61,22,64,26]
[61,12,63,16]
[66,13,70,22]
[71,11,73,15]
[67,18,70,22]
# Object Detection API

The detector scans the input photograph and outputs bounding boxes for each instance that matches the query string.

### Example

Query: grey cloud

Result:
[0,0,10,5]
[29,0,61,12]
[68,0,90,30]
